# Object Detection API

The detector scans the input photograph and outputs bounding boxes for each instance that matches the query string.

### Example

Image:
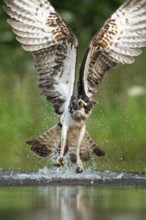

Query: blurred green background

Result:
[0,0,146,172]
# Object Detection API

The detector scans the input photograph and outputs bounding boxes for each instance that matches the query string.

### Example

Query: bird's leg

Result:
[55,124,68,167]
[76,125,86,173]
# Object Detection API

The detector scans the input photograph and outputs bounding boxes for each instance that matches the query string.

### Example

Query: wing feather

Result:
[3,0,78,114]
[78,0,146,98]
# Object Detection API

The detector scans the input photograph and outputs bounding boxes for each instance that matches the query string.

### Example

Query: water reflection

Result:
[0,186,146,220]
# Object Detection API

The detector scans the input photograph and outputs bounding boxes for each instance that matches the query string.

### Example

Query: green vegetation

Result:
[0,0,146,172]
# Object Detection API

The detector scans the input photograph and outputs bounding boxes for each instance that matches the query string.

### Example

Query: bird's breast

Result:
[60,110,87,129]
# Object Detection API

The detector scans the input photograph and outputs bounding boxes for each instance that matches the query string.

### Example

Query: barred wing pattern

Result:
[3,0,78,114]
[78,0,146,98]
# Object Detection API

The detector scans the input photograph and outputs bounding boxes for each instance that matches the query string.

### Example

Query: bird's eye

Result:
[84,103,92,113]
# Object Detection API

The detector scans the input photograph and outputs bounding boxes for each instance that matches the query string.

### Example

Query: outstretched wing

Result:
[3,0,78,114]
[78,0,146,99]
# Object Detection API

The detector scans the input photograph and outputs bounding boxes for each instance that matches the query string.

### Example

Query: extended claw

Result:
[76,159,84,173]
[54,156,64,167]
[75,167,83,173]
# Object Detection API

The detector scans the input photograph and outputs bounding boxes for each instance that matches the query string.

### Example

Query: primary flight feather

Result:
[3,0,146,172]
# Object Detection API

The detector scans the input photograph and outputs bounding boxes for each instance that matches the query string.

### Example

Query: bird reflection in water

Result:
[2,186,144,220]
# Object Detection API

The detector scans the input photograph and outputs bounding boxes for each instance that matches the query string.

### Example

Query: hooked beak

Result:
[78,99,87,108]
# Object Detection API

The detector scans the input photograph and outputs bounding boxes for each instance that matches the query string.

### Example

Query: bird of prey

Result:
[3,0,146,172]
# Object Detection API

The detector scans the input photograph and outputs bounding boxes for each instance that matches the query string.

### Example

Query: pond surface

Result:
[0,168,146,186]
[0,186,146,220]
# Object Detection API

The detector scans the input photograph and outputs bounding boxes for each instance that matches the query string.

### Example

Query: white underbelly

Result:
[60,111,86,129]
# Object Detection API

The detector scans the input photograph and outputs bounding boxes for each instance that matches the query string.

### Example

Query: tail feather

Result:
[26,124,106,162]
[26,139,52,157]
[84,131,106,157]
[26,124,61,157]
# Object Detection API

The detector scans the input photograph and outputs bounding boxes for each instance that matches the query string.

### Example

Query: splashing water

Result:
[0,168,145,187]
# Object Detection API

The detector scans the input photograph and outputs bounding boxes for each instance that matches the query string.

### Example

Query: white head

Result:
[69,97,93,122]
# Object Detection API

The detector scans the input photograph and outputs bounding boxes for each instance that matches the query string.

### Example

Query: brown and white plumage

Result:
[3,0,78,114]
[78,0,146,98]
[3,0,146,172]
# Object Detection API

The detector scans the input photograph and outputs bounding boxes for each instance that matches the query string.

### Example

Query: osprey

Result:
[3,0,146,172]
